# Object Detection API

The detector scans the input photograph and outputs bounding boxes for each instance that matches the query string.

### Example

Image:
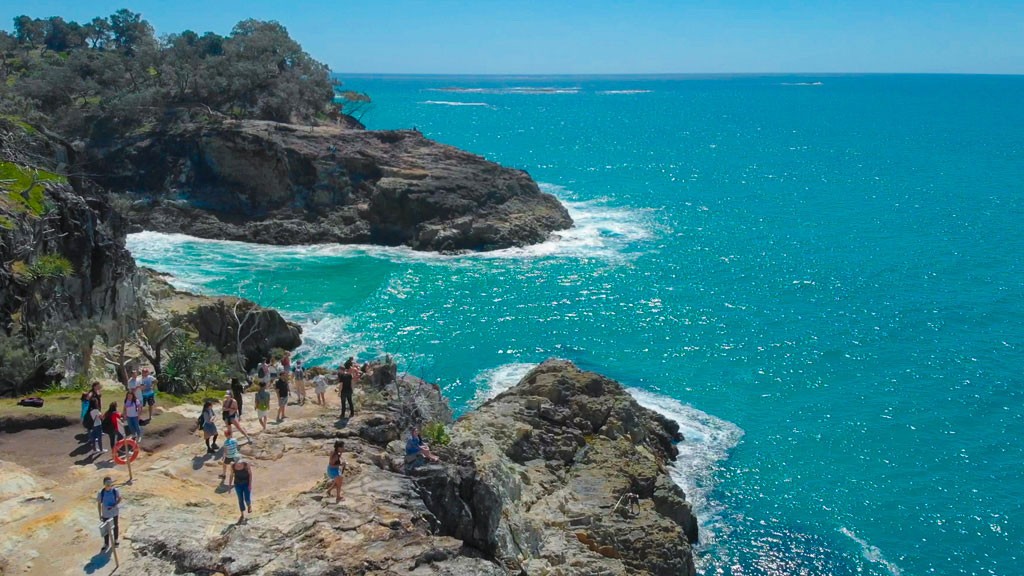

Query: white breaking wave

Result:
[598,89,653,94]
[419,100,493,107]
[127,183,654,264]
[468,362,537,407]
[839,527,903,576]
[292,313,371,368]
[627,387,744,549]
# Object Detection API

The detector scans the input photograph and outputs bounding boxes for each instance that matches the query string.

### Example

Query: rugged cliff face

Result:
[91,118,573,251]
[416,360,698,575]
[0,119,142,395]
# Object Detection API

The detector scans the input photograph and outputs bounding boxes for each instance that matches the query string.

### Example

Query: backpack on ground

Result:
[17,397,44,408]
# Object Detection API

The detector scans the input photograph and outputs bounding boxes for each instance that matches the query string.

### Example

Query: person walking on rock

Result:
[254,381,271,431]
[230,378,246,418]
[221,428,240,483]
[89,401,106,455]
[229,459,253,524]
[201,400,219,453]
[97,476,122,553]
[327,441,346,504]
[275,374,289,421]
[102,402,124,458]
[222,391,250,442]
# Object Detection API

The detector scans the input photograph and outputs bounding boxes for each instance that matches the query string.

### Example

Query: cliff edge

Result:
[93,118,573,252]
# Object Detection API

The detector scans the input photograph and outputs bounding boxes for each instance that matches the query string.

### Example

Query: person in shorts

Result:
[274,375,289,421]
[313,372,328,406]
[327,441,346,504]
[254,382,271,431]
[220,428,240,483]
[97,476,122,553]
[221,391,250,442]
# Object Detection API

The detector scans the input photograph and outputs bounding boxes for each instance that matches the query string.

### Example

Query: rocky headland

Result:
[92,117,573,252]
[0,359,698,576]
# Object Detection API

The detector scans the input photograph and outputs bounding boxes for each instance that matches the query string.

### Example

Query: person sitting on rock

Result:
[404,427,440,471]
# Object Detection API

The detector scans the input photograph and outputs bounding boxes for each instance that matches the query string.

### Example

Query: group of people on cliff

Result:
[84,351,445,554]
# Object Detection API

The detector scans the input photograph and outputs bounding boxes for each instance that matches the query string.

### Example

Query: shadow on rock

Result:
[82,552,112,574]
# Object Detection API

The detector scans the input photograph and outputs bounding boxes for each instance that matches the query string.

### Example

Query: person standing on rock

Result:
[97,476,122,552]
[293,360,306,405]
[255,381,271,431]
[229,459,253,523]
[327,441,346,504]
[126,369,139,394]
[222,391,251,442]
[123,391,142,440]
[230,378,246,418]
[275,374,289,421]
[220,428,241,483]
[337,359,361,418]
[139,368,157,423]
[201,400,219,454]
[89,401,106,455]
[258,359,271,386]
[281,351,292,382]
[102,402,124,458]
[313,372,328,406]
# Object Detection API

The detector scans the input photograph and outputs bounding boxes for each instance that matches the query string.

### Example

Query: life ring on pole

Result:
[112,438,140,464]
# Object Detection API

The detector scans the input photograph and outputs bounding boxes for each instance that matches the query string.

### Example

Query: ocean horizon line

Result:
[333,71,1024,79]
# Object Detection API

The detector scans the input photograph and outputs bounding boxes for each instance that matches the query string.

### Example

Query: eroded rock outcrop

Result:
[142,270,301,370]
[417,359,698,576]
[92,118,573,251]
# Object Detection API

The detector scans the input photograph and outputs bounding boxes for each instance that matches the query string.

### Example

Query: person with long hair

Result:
[102,402,123,458]
[123,391,142,439]
[327,441,346,504]
[200,400,219,453]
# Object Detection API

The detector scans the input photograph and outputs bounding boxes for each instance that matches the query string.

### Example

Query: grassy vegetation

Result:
[0,161,64,216]
[11,254,74,283]
[0,114,38,134]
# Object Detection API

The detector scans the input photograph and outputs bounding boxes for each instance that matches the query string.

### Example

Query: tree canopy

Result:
[0,11,358,135]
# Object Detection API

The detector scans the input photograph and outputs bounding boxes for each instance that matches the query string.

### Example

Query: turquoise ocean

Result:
[128,75,1024,576]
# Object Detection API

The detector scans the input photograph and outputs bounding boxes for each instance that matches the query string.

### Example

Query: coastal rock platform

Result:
[0,360,697,576]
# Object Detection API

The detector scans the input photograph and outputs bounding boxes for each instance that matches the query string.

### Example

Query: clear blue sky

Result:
[5,1,1023,74]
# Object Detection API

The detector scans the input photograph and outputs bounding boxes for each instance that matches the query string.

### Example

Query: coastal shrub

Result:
[162,333,229,394]
[11,254,74,282]
[422,422,451,447]
[0,161,62,215]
